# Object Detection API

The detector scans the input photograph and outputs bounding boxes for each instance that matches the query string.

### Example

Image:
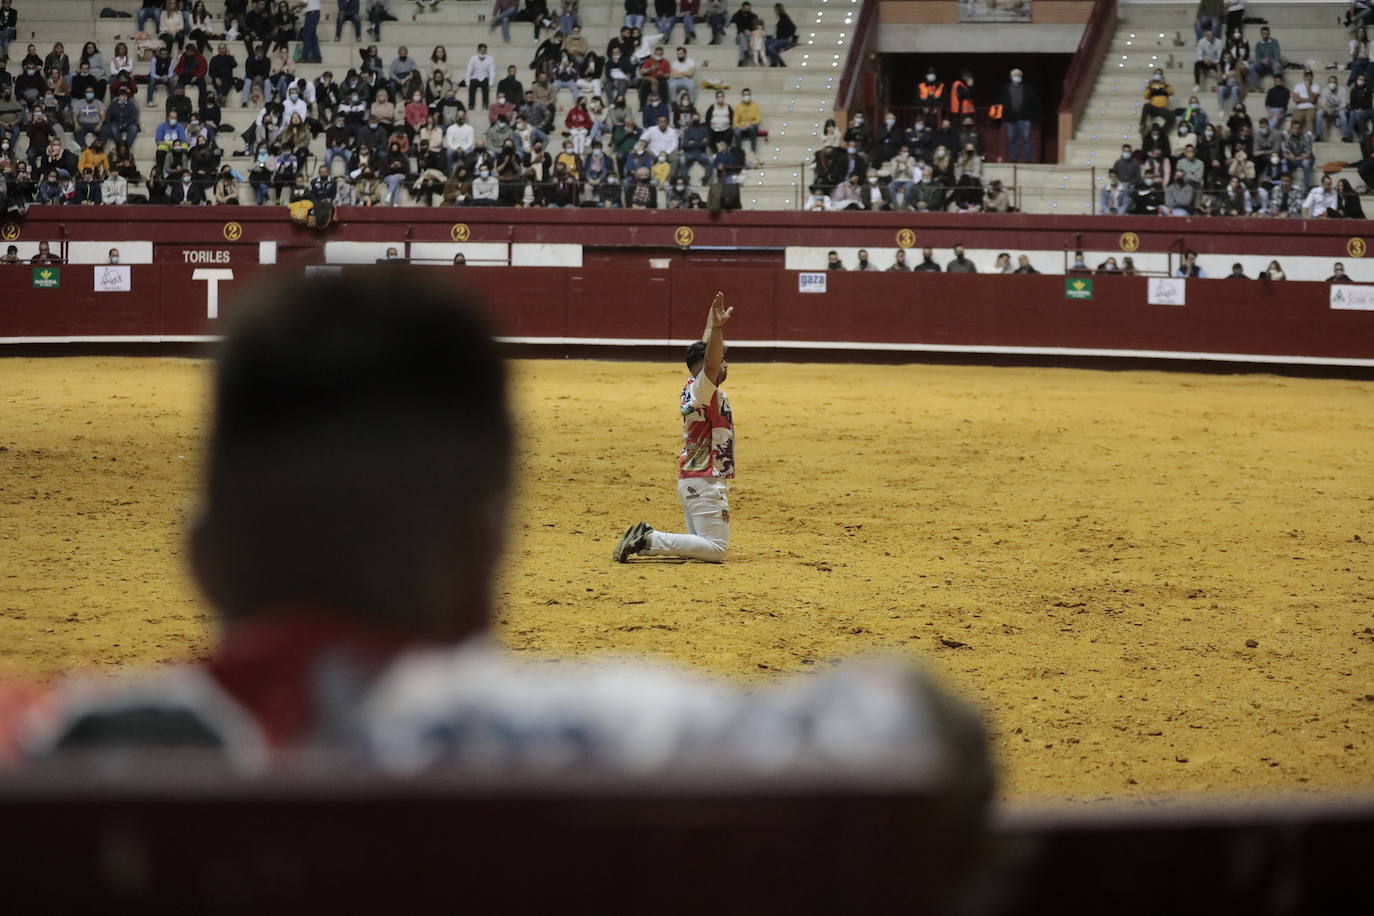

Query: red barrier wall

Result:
[2,265,1370,367]
[3,207,1372,262]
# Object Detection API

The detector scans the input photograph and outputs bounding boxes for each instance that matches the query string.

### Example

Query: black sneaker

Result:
[612,521,653,562]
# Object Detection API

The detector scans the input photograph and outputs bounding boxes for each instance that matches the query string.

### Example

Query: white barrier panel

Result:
[785,247,1369,282]
[1329,284,1374,310]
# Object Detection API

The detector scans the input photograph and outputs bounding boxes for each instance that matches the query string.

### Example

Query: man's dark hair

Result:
[195,273,512,637]
[684,340,707,371]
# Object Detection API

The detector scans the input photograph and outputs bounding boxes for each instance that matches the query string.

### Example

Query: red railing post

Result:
[834,0,879,128]
[1057,0,1120,163]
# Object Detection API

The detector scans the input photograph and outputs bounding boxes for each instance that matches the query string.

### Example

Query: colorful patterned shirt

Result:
[678,372,734,480]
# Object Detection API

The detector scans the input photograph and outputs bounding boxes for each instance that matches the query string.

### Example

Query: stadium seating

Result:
[27,0,855,207]
[987,1,1355,214]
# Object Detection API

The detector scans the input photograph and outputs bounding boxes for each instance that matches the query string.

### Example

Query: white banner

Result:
[798,272,827,294]
[93,265,131,292]
[1329,284,1374,311]
[1147,277,1186,306]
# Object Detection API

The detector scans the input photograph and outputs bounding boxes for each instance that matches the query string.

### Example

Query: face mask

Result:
[1271,155,1280,165]
[110,256,120,264]
[847,146,855,154]
[1154,73,1163,81]
[85,92,94,100]
[1011,75,1022,84]
[742,94,751,102]
[479,169,489,176]
[868,176,877,184]
[258,153,268,162]
[1204,129,1214,137]
[168,117,177,125]
[1121,151,1131,159]
[885,118,895,127]
[926,73,936,81]
[289,92,297,99]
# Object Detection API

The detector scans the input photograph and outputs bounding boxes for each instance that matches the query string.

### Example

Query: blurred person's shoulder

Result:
[6,666,267,767]
[360,640,990,788]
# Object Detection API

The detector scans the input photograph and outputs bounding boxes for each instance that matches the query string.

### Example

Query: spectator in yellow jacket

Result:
[732,88,761,153]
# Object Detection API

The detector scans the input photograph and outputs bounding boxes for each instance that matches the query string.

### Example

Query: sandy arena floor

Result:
[0,356,1371,802]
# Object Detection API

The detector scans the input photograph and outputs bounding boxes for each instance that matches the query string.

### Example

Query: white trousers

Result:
[644,477,730,562]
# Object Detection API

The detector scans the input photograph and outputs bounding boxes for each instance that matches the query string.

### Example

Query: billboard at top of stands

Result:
[959,0,1032,23]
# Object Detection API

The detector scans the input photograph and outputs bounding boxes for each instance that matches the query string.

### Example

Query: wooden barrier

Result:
[0,764,1370,912]
[0,265,1370,368]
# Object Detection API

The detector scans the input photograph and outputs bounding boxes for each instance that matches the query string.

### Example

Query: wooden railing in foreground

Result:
[0,761,1371,912]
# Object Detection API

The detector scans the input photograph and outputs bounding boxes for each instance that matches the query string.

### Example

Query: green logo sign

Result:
[1065,277,1093,300]
[32,267,60,289]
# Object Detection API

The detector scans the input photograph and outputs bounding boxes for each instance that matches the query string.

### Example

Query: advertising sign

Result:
[1147,278,1186,306]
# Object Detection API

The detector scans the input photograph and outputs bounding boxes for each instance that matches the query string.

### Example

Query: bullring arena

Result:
[5,0,1374,902]
[3,352,1372,803]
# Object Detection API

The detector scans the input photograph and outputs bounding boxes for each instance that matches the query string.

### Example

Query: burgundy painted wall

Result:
[3,208,1371,262]
[1,265,1369,365]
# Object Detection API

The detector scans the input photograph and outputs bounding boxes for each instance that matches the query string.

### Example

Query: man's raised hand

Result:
[711,292,733,327]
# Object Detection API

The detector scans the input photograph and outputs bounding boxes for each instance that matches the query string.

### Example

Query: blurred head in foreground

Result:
[192,271,511,642]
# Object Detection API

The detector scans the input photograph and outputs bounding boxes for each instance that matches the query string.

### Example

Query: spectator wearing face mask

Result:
[841,111,870,158]
[15,58,44,105]
[857,171,888,210]
[1351,73,1373,137]
[1317,75,1351,141]
[1163,172,1195,216]
[1113,144,1141,185]
[1141,68,1174,131]
[872,112,902,167]
[916,68,944,122]
[996,68,1038,163]
[73,89,106,148]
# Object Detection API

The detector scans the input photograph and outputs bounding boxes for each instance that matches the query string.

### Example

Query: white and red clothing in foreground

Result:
[644,372,734,562]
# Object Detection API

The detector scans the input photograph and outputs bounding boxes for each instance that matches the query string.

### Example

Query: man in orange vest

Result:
[950,70,975,118]
[917,68,945,121]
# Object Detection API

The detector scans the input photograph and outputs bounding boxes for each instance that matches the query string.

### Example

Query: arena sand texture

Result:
[1,356,1371,802]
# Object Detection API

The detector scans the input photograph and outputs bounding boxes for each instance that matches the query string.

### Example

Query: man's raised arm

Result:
[702,291,732,383]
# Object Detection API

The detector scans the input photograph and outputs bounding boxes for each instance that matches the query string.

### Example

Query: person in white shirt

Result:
[443,112,475,170]
[1302,173,1338,218]
[1290,70,1318,135]
[641,115,679,156]
[465,43,496,111]
[471,166,500,203]
[668,47,696,105]
[802,184,832,211]
[281,85,309,124]
[1194,28,1222,92]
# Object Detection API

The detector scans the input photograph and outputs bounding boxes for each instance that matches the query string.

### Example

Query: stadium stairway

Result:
[984,0,1351,215]
[32,0,856,208]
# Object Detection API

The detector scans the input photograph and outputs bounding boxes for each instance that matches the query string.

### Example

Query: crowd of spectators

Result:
[0,0,784,209]
[1113,11,1374,219]
[803,68,1033,212]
